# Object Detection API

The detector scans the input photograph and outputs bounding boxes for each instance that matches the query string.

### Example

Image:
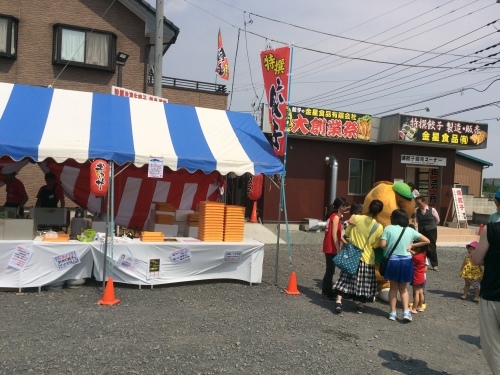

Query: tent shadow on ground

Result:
[458,334,481,349]
[378,349,444,374]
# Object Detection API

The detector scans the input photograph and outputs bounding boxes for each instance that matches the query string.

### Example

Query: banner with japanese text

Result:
[399,115,488,148]
[260,46,291,156]
[288,105,372,141]
[215,29,229,80]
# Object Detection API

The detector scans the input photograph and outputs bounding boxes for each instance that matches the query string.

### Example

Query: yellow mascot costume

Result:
[362,181,415,302]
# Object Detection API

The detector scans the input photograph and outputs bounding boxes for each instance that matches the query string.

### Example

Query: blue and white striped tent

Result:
[0,82,283,176]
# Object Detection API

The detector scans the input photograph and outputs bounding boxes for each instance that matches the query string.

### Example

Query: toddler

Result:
[409,246,427,313]
[459,241,483,302]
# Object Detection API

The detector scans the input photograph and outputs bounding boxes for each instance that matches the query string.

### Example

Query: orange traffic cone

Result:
[249,201,258,223]
[98,277,120,305]
[478,223,484,235]
[284,271,300,295]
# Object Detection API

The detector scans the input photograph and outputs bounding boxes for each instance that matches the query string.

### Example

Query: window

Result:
[348,158,375,195]
[53,24,116,71]
[0,14,18,59]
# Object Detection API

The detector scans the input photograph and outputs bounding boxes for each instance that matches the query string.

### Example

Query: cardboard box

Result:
[184,226,198,238]
[152,224,178,237]
[175,209,194,222]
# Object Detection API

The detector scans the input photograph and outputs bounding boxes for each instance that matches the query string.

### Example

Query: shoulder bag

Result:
[379,227,407,278]
[333,221,380,275]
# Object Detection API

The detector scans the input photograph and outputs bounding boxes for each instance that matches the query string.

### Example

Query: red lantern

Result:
[90,159,109,197]
[247,173,263,201]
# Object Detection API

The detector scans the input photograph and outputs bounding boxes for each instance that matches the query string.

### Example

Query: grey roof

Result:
[456,151,493,166]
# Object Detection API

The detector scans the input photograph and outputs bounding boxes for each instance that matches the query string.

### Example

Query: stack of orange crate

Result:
[140,231,164,242]
[186,213,200,227]
[198,201,225,242]
[155,213,174,225]
[223,205,245,242]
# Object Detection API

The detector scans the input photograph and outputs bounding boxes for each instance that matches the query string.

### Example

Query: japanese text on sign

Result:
[148,157,164,178]
[116,253,141,271]
[399,116,488,147]
[400,155,447,166]
[260,46,290,156]
[170,248,192,265]
[53,250,81,271]
[223,251,242,263]
[112,86,168,103]
[8,246,33,271]
[288,105,372,141]
[452,188,468,222]
[428,169,439,207]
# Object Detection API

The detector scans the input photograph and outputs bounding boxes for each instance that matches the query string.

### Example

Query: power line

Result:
[372,76,500,116]
[437,100,500,118]
[308,31,499,109]
[248,8,496,61]
[294,7,498,106]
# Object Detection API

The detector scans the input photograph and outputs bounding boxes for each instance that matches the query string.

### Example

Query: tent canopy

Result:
[0,82,283,176]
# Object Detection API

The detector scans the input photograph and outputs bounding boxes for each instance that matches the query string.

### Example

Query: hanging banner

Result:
[215,29,230,80]
[288,105,372,141]
[260,46,291,156]
[399,115,488,148]
[247,173,263,201]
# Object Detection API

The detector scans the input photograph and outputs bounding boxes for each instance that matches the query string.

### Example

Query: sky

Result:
[146,0,500,177]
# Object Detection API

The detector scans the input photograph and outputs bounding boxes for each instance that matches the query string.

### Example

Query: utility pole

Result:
[154,0,164,97]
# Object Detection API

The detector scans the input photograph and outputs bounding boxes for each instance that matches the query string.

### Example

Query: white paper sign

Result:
[148,157,164,178]
[170,248,192,264]
[147,258,161,280]
[224,251,242,263]
[116,253,141,271]
[53,250,81,271]
[400,154,447,166]
[452,188,468,222]
[8,246,33,270]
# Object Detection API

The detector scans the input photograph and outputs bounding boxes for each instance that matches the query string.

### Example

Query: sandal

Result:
[460,295,467,300]
[410,309,418,314]
[473,297,480,302]
[416,307,425,312]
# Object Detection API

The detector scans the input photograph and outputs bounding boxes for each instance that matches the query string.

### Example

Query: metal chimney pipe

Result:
[325,155,338,208]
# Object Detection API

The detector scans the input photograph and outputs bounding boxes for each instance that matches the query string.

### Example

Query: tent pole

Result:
[102,190,109,290]
[109,162,115,279]
[274,179,284,286]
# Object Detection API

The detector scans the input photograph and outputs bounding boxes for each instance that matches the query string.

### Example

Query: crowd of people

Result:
[320,183,500,374]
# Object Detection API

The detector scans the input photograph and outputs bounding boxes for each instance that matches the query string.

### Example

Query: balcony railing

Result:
[149,74,227,94]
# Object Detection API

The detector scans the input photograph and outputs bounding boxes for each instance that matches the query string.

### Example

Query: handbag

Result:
[333,221,380,275]
[379,227,407,277]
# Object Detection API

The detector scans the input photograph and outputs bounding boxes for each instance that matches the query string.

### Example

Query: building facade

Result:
[261,107,490,224]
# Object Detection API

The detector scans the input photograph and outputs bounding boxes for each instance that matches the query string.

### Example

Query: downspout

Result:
[325,155,338,212]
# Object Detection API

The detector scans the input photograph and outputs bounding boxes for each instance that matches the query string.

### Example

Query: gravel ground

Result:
[0,230,491,375]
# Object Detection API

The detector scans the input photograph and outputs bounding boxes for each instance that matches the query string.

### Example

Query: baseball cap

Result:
[467,241,478,249]
[495,188,500,199]
[392,182,413,199]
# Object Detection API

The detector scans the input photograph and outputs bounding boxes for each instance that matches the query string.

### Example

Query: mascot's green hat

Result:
[392,182,413,199]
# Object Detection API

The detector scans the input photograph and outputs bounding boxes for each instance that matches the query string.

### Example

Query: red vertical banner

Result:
[260,46,291,157]
[215,29,229,80]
